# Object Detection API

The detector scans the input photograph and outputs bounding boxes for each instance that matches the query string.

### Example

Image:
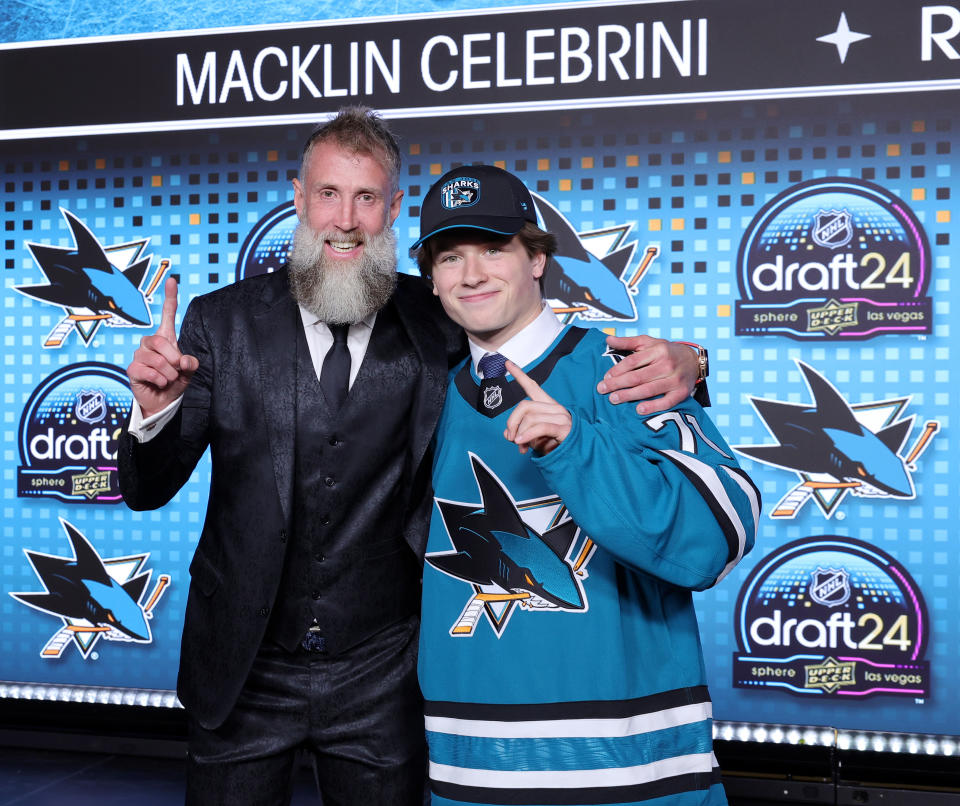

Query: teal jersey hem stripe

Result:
[426,719,713,772]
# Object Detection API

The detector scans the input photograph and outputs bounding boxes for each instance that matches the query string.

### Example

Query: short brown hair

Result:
[412,221,557,288]
[299,106,401,192]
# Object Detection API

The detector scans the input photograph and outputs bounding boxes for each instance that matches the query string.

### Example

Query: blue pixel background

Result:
[0,0,563,43]
[1,4,957,738]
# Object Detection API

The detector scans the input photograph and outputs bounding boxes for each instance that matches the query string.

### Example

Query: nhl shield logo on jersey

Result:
[482,385,502,410]
[426,454,594,637]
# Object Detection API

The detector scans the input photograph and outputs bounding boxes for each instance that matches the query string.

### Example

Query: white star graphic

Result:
[817,12,871,64]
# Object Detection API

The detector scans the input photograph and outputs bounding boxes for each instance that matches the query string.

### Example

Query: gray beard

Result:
[287,223,398,324]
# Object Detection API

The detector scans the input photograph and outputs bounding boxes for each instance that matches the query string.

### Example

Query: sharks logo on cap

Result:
[441,177,480,210]
[426,455,595,637]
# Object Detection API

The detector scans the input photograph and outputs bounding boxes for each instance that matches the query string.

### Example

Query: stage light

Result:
[0,681,181,709]
[710,719,957,757]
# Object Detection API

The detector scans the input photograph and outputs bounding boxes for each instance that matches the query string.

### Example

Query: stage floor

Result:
[0,746,317,805]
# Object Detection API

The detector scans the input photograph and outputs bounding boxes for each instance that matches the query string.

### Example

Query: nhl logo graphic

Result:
[809,567,850,607]
[75,390,107,424]
[483,385,503,410]
[441,177,480,210]
[811,209,853,249]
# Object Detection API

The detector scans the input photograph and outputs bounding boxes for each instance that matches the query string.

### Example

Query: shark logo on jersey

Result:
[10,519,170,658]
[532,194,657,325]
[16,209,169,347]
[426,454,595,637]
[735,361,938,519]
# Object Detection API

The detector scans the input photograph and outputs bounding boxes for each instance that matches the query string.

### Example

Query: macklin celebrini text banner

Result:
[5,0,960,134]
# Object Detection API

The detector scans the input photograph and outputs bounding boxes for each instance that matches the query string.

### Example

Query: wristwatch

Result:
[678,342,709,384]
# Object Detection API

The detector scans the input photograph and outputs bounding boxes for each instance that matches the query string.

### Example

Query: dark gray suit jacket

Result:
[118,269,463,728]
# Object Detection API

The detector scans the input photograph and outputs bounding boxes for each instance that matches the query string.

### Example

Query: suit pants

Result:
[185,616,426,806]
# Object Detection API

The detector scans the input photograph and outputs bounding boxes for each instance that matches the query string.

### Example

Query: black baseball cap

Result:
[412,164,538,249]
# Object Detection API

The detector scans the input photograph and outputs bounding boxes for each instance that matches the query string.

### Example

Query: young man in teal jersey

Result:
[412,164,761,806]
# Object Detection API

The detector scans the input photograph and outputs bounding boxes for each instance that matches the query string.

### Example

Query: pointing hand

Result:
[126,277,199,418]
[503,360,571,456]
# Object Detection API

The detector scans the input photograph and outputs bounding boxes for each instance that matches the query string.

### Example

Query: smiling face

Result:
[292,139,403,264]
[430,231,546,352]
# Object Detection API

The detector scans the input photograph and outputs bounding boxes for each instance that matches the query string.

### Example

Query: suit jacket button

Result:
[258,607,269,617]
[324,477,335,487]
[329,436,340,447]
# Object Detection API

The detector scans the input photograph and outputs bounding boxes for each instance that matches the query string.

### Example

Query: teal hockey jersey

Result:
[419,325,760,806]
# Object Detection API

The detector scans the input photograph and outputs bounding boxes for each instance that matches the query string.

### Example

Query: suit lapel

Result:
[252,272,299,525]
[392,280,449,478]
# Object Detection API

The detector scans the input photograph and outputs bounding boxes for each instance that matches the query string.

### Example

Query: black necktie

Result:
[321,324,351,412]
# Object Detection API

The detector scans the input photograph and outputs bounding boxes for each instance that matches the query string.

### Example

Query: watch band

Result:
[677,341,709,384]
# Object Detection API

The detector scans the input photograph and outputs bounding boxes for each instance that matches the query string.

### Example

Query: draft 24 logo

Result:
[734,177,932,340]
[734,360,938,519]
[237,197,657,324]
[733,536,929,698]
[17,363,132,504]
[11,519,171,659]
[16,208,169,347]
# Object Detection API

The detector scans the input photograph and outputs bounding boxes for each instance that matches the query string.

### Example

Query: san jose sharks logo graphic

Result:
[735,361,938,519]
[533,194,655,324]
[426,455,594,637]
[441,177,480,209]
[10,519,171,659]
[16,208,169,347]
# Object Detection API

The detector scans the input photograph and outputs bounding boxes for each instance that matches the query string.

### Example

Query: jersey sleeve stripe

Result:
[660,449,753,581]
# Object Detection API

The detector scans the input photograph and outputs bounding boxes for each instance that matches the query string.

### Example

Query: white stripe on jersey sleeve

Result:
[660,449,756,582]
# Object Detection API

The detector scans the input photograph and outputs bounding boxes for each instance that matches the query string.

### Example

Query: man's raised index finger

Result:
[158,276,179,339]
[504,360,551,402]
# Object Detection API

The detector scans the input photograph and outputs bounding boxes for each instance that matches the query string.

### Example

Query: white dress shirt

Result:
[469,304,564,378]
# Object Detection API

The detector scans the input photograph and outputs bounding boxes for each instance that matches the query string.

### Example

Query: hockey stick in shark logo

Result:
[38,573,171,659]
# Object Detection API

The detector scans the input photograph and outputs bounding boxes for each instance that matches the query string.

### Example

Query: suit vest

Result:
[267,301,422,654]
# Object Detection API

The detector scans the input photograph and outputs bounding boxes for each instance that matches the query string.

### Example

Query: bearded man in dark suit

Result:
[119,107,703,806]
